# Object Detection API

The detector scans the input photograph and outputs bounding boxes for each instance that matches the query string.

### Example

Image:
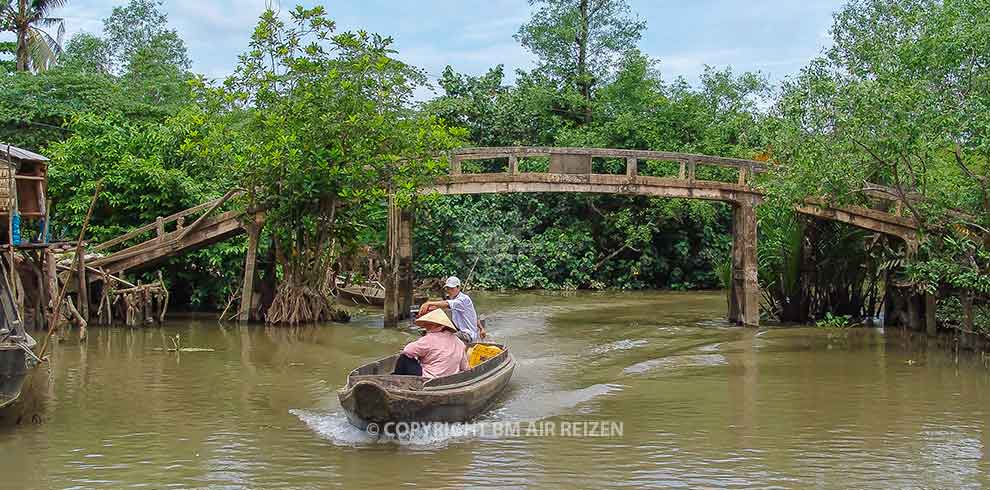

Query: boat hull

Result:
[338,343,514,429]
[0,336,36,409]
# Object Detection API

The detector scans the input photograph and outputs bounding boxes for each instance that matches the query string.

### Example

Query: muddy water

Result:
[2,291,990,489]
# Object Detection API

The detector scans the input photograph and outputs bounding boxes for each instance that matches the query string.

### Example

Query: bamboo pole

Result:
[38,181,101,359]
[77,244,89,324]
[5,144,17,313]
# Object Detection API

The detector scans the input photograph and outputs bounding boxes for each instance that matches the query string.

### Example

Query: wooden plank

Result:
[626,157,637,178]
[94,210,255,275]
[90,190,242,253]
[174,188,241,242]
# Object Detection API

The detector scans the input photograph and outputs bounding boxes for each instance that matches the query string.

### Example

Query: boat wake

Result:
[622,354,727,375]
[291,409,488,448]
[291,382,624,448]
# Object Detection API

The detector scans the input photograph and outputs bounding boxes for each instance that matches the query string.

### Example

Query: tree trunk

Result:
[577,0,592,122]
[15,0,28,72]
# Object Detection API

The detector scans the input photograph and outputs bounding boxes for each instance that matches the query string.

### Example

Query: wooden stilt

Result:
[384,195,414,326]
[239,216,263,322]
[397,204,414,318]
[728,202,760,327]
[925,293,937,336]
[384,195,399,327]
[907,293,922,331]
[45,249,56,327]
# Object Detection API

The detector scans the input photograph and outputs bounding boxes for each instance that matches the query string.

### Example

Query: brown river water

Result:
[2,291,990,489]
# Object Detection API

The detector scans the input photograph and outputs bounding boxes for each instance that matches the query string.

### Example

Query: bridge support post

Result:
[384,195,414,327]
[925,293,937,336]
[238,213,264,322]
[728,202,759,326]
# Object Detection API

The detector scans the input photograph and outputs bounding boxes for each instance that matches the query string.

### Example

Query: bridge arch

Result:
[384,147,919,327]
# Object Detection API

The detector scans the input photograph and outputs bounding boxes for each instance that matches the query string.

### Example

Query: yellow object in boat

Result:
[467,344,503,368]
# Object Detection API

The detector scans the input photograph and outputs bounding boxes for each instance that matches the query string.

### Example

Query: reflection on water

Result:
[1,290,989,489]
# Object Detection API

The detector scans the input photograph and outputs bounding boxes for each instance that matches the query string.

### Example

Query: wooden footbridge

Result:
[81,146,919,328]
[84,189,265,321]
[382,147,920,327]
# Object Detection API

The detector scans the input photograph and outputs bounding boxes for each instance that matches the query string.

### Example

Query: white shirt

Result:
[446,291,479,341]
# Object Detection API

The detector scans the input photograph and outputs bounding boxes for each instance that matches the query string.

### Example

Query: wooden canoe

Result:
[336,285,427,308]
[0,333,35,409]
[0,264,37,410]
[337,342,515,429]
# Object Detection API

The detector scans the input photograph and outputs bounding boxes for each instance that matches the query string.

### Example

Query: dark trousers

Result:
[393,354,423,376]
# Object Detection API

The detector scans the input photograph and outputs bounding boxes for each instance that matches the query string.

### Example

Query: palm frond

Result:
[0,2,15,31]
[26,25,61,71]
[29,0,71,17]
[32,15,63,28]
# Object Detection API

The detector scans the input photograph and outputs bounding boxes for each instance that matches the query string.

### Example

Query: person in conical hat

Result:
[414,308,458,332]
[392,309,469,379]
[418,275,484,343]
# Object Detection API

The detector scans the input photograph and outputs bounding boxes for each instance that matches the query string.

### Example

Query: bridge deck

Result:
[88,209,253,276]
[86,190,258,277]
[430,147,919,244]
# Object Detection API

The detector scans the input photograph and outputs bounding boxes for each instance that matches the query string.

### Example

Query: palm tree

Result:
[0,0,67,72]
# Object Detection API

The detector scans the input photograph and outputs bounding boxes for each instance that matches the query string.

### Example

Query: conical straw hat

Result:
[414,309,458,332]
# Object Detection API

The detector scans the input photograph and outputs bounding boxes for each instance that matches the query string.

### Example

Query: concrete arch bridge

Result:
[383,146,920,327]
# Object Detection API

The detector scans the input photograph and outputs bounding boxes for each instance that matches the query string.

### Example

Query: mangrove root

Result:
[266,283,350,325]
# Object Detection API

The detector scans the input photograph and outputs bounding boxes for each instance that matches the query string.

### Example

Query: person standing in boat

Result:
[393,309,469,378]
[418,276,485,343]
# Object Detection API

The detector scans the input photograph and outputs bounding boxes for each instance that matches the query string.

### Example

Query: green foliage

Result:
[936,296,990,335]
[420,42,767,291]
[44,111,242,308]
[5,0,984,326]
[908,235,990,295]
[0,40,15,72]
[60,32,112,74]
[762,0,990,317]
[0,0,66,72]
[102,0,190,72]
[0,0,193,150]
[416,192,733,291]
[186,6,463,294]
[46,113,226,239]
[516,0,645,110]
[816,312,853,329]
[0,68,121,149]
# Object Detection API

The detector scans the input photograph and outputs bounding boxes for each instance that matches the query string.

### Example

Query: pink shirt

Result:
[402,331,469,379]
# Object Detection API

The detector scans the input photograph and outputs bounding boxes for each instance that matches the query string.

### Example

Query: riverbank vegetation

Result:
[1,0,986,329]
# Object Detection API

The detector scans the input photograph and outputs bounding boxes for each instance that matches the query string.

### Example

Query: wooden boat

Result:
[0,266,38,409]
[338,342,515,429]
[336,284,426,307]
[0,333,37,409]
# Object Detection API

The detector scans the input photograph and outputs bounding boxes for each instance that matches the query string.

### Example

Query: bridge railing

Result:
[448,147,768,186]
[88,189,244,259]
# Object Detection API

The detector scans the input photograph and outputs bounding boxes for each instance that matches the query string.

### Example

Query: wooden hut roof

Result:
[0,143,49,164]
